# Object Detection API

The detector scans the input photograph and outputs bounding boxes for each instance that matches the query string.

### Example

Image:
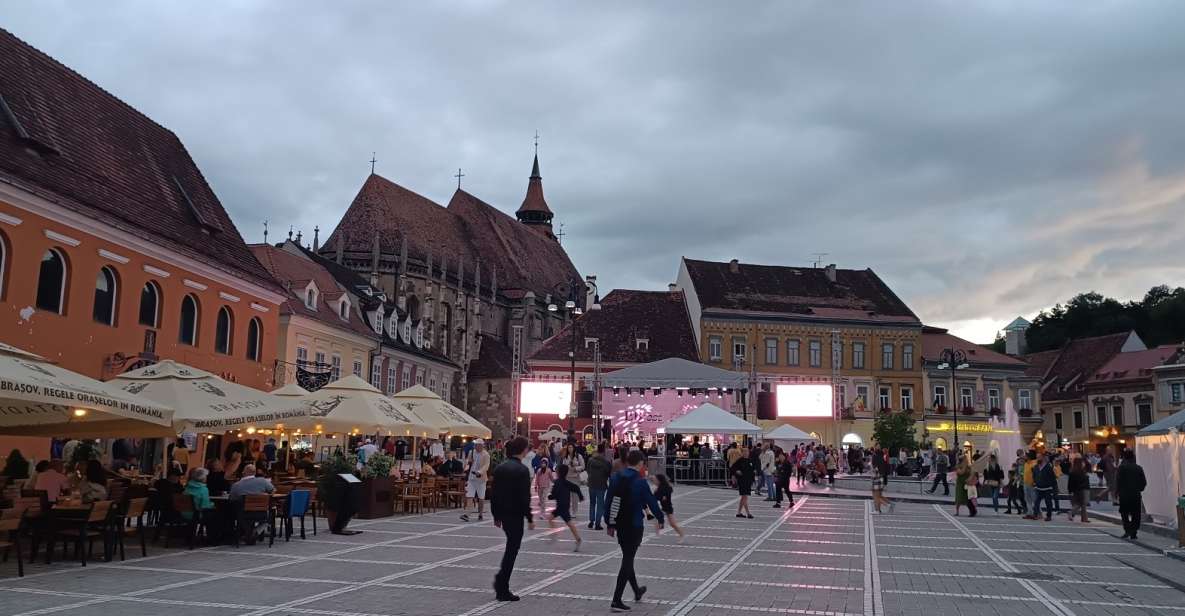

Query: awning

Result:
[0,342,174,437]
[390,385,492,438]
[661,402,762,435]
[292,375,436,437]
[603,357,747,390]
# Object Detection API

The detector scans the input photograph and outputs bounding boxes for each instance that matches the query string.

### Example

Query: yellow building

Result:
[675,258,923,448]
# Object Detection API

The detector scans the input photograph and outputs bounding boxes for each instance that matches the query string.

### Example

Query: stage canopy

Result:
[763,423,814,443]
[603,357,747,390]
[661,402,762,435]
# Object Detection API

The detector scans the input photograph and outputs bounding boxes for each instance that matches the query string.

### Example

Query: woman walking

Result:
[983,454,1005,513]
[825,448,838,487]
[953,457,971,516]
[731,446,755,519]
[653,474,685,541]
[1067,457,1091,523]
[871,464,894,513]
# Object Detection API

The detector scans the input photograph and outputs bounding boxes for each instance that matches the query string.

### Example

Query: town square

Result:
[1,3,1185,615]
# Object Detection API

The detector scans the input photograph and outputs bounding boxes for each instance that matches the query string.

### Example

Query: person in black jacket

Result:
[983,455,1005,513]
[731,447,756,519]
[774,451,794,508]
[491,436,534,601]
[547,464,585,551]
[1116,449,1147,539]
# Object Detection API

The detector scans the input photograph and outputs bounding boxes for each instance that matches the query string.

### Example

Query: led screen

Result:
[519,381,572,415]
[775,384,833,418]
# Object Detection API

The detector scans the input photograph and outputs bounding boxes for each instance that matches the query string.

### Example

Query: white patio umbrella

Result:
[390,384,492,438]
[270,383,310,397]
[110,360,310,434]
[293,375,436,437]
[0,342,174,437]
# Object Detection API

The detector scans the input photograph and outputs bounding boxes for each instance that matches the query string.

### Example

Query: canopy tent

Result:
[1136,410,1185,528]
[390,385,492,438]
[293,375,436,437]
[603,357,747,390]
[270,383,310,397]
[106,360,310,435]
[660,402,762,435]
[763,423,815,444]
[0,342,174,437]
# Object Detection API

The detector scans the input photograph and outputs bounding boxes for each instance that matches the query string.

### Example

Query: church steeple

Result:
[516,149,555,239]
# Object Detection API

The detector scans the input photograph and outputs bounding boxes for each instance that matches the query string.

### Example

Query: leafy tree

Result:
[872,412,917,457]
[1021,286,1185,353]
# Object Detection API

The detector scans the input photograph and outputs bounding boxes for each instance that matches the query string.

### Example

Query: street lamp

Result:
[548,296,583,437]
[937,348,970,460]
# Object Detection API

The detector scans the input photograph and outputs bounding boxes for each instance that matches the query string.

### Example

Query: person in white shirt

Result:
[357,439,379,463]
[760,446,777,500]
[460,439,490,522]
[429,438,445,460]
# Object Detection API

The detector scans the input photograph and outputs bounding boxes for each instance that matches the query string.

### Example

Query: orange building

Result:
[0,28,285,459]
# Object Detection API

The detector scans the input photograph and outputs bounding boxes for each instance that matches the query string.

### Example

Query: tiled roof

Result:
[249,243,377,339]
[320,173,581,299]
[1087,344,1183,385]
[1022,349,1060,379]
[0,28,280,293]
[529,290,699,364]
[469,334,515,379]
[683,258,919,324]
[517,155,551,216]
[921,326,1028,368]
[1023,332,1134,402]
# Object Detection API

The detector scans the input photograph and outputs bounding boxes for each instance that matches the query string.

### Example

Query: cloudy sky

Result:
[5,2,1185,342]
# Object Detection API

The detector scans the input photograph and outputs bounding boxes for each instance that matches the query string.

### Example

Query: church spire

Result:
[516,143,555,239]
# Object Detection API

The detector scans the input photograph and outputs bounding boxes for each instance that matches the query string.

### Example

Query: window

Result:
[245,318,262,361]
[882,343,894,370]
[1073,410,1083,429]
[1095,405,1107,426]
[314,351,326,368]
[853,342,866,369]
[442,381,450,403]
[809,340,821,367]
[0,232,6,299]
[370,360,382,388]
[901,387,913,411]
[429,373,437,393]
[878,386,891,410]
[732,337,747,362]
[214,307,233,354]
[139,282,160,327]
[1111,404,1123,427]
[838,385,847,409]
[36,248,67,313]
[339,300,349,320]
[401,366,411,390]
[764,338,777,364]
[832,341,843,369]
[179,294,199,345]
[933,385,947,408]
[92,266,117,325]
[305,287,317,309]
[1172,383,1183,404]
[387,366,397,393]
[987,388,1000,410]
[331,354,341,380]
[296,346,308,364]
[856,385,870,411]
[352,359,363,377]
[1138,403,1153,426]
[959,386,973,409]
[414,369,424,386]
[1018,389,1032,410]
[787,340,800,366]
[1054,412,1063,430]
[902,344,914,370]
[708,336,722,361]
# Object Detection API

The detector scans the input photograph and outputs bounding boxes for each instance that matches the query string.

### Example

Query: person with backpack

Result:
[605,450,664,612]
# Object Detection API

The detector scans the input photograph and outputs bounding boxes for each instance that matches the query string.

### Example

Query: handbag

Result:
[578,470,589,484]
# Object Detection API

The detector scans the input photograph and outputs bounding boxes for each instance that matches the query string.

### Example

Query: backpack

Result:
[609,472,636,528]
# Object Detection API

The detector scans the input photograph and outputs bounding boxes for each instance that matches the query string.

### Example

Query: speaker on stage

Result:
[576,389,595,418]
[756,390,776,420]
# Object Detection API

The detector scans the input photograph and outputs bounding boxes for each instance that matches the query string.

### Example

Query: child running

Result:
[547,464,585,551]
[653,474,685,541]
[871,466,895,513]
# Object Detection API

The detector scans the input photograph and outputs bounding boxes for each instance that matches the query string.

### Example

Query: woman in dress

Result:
[731,446,755,519]
[953,457,972,516]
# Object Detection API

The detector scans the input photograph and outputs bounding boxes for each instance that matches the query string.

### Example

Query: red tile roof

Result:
[320,174,581,299]
[921,326,1027,367]
[683,259,919,324]
[1023,332,1135,402]
[1087,344,1183,385]
[0,28,280,293]
[530,290,699,364]
[517,155,551,216]
[249,243,377,339]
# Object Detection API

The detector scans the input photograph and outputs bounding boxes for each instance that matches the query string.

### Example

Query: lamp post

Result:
[937,348,969,459]
[548,296,583,437]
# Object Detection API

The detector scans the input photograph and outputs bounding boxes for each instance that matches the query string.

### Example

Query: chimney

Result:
[824,263,837,283]
[668,283,678,292]
[728,259,740,274]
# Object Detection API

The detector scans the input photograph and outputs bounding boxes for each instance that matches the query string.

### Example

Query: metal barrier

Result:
[667,457,730,485]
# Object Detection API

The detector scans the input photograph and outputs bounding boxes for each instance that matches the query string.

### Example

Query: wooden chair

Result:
[115,497,149,560]
[106,481,128,512]
[401,482,423,514]
[390,478,405,514]
[49,500,115,566]
[0,502,30,576]
[445,477,466,509]
[235,494,274,547]
[160,493,199,549]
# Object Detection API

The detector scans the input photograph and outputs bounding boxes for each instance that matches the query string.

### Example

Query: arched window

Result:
[246,317,262,361]
[138,281,161,327]
[339,300,349,319]
[215,306,233,355]
[179,294,199,345]
[92,266,118,325]
[35,248,68,314]
[305,287,317,309]
[0,231,8,299]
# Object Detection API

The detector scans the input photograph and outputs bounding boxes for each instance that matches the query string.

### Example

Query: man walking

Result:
[1033,453,1057,521]
[926,448,950,495]
[586,443,612,530]
[491,437,534,601]
[605,450,664,612]
[1021,451,1039,519]
[1116,449,1147,539]
[760,445,776,500]
[460,439,490,522]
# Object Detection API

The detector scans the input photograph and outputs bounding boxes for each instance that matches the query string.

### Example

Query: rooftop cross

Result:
[556,222,566,243]
[455,167,465,189]
[370,152,377,174]
[534,130,540,155]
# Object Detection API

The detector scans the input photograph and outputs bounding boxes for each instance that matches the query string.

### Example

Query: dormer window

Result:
[636,338,649,351]
[338,298,350,320]
[304,283,319,310]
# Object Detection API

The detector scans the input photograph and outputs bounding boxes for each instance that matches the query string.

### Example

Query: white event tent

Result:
[661,402,762,436]
[763,423,815,446]
[1135,409,1185,528]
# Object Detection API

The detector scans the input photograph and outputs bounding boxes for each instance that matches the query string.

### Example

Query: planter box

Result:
[355,476,394,519]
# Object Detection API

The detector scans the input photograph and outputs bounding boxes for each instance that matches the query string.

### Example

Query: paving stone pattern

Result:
[2,488,1184,616]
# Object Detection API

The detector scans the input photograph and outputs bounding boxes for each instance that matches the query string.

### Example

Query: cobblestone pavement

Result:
[2,488,1184,616]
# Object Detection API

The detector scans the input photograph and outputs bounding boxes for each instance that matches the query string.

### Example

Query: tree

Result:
[872,412,917,457]
[1024,285,1185,353]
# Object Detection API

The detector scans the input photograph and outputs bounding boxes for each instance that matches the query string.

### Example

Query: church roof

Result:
[516,154,552,216]
[530,290,699,364]
[322,173,580,298]
[249,243,377,339]
[0,28,280,293]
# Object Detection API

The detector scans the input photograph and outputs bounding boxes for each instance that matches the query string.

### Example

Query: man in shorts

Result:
[461,439,490,522]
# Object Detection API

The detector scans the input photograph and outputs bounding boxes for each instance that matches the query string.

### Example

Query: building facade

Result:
[676,258,923,447]
[1152,350,1185,422]
[1082,344,1182,451]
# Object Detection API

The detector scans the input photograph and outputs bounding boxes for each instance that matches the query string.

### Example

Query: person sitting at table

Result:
[183,467,215,520]
[152,466,184,519]
[34,459,69,499]
[421,457,439,477]
[291,451,316,477]
[79,460,108,503]
[224,449,243,480]
[438,451,463,476]
[228,464,275,501]
[206,458,230,495]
